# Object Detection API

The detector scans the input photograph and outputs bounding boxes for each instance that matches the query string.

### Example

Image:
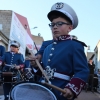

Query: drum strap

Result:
[53,72,70,81]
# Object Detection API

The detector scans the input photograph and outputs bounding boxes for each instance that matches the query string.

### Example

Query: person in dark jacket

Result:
[88,59,95,91]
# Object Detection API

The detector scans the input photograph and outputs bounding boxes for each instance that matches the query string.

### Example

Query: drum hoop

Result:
[2,72,14,76]
[10,81,57,100]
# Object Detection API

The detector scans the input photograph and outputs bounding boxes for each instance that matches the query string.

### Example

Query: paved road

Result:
[75,90,100,100]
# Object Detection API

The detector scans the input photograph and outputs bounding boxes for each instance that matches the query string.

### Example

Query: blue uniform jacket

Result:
[0,52,24,70]
[0,45,5,58]
[24,60,38,72]
[24,60,32,69]
[41,37,89,100]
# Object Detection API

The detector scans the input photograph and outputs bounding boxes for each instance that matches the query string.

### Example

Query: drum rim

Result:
[1,70,18,75]
[0,71,18,83]
[9,81,58,100]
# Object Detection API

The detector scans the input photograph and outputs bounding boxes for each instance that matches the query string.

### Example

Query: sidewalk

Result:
[75,90,100,100]
[95,90,100,98]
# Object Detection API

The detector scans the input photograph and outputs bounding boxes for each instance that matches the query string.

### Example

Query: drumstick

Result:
[41,81,66,94]
[29,50,50,83]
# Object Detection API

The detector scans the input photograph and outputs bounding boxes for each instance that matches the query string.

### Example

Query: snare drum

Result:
[1,71,18,83]
[10,81,58,100]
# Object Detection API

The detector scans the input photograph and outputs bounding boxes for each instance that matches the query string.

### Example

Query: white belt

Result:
[94,77,98,79]
[54,72,70,81]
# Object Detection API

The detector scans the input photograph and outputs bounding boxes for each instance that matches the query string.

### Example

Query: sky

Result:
[0,0,100,51]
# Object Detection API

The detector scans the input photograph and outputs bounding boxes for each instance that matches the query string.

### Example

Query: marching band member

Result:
[0,45,5,70]
[0,40,24,100]
[34,2,89,100]
[0,45,5,58]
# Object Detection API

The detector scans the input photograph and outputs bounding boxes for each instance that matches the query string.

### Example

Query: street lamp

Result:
[31,26,39,52]
[31,26,38,34]
[32,27,38,29]
[31,27,41,36]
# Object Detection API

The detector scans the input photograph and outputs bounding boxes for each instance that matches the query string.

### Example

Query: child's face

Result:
[50,17,73,38]
[10,46,19,53]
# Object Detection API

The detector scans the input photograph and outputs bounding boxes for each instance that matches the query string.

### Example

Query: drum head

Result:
[10,81,57,100]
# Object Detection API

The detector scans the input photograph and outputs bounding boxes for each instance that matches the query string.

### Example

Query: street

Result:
[75,90,100,100]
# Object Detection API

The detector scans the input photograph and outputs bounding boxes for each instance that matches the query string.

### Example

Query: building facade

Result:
[0,10,44,57]
[93,41,100,71]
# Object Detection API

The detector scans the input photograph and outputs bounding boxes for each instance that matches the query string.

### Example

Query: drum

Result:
[10,81,57,100]
[1,71,18,83]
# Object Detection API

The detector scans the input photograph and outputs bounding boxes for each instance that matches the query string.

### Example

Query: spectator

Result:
[88,59,95,91]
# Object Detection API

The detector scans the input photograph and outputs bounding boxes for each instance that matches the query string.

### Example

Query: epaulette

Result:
[72,39,87,47]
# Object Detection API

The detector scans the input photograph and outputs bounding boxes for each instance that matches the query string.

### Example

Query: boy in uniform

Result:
[0,40,24,100]
[34,2,89,100]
